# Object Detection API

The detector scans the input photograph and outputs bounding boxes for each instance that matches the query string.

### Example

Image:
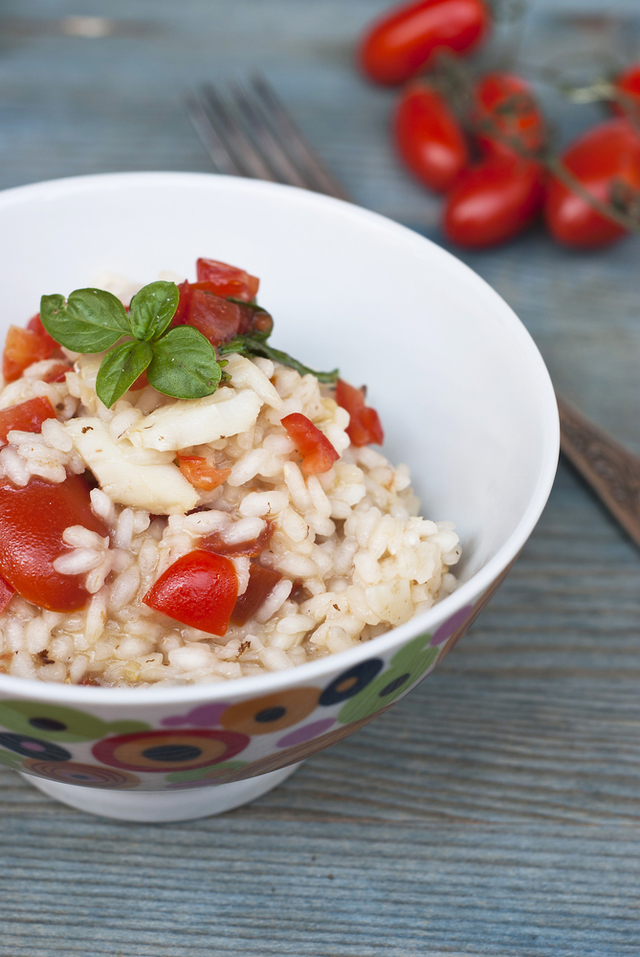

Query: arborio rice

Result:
[0,263,460,687]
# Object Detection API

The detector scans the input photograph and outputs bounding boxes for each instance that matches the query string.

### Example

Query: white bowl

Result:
[0,172,558,821]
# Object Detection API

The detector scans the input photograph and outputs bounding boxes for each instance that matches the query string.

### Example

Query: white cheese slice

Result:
[64,417,198,514]
[125,387,262,452]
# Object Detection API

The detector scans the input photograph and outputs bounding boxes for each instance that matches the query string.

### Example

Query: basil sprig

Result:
[41,281,223,408]
[219,334,339,384]
[40,278,338,408]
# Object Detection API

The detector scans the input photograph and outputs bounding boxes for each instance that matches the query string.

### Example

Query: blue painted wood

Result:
[2,2,640,954]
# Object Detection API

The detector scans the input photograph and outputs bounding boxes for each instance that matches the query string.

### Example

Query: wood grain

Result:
[1,2,640,955]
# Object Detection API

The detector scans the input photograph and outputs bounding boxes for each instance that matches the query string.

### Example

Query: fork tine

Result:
[185,92,243,177]
[198,83,278,182]
[249,74,351,202]
[229,78,312,191]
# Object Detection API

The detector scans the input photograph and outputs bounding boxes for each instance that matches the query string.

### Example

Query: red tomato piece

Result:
[201,521,275,557]
[473,72,546,158]
[443,156,545,247]
[0,396,57,448]
[613,63,640,119]
[0,473,109,612]
[335,379,384,447]
[27,313,58,353]
[393,82,469,191]
[230,563,283,626]
[2,325,54,383]
[143,550,238,637]
[40,363,72,384]
[359,0,490,86]
[177,455,231,491]
[196,258,260,302]
[0,573,14,613]
[281,413,340,475]
[544,118,640,248]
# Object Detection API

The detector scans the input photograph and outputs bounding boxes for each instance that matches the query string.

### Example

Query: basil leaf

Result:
[219,335,339,383]
[40,288,130,353]
[96,339,153,408]
[147,326,222,399]
[129,281,179,341]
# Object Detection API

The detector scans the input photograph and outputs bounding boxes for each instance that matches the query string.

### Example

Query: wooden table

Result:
[1,1,640,954]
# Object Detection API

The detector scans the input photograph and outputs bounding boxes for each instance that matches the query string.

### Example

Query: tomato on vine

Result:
[544,118,640,248]
[358,0,490,85]
[393,81,469,191]
[443,157,545,248]
[473,72,546,158]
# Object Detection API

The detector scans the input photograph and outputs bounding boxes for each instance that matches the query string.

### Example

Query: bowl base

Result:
[20,763,301,822]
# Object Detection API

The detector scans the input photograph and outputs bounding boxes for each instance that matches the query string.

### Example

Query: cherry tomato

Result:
[335,379,384,446]
[393,82,469,191]
[359,0,490,86]
[177,455,231,491]
[544,118,640,248]
[2,325,54,383]
[143,550,238,636]
[172,281,273,347]
[201,521,275,558]
[230,563,283,626]
[0,396,57,448]
[196,258,260,302]
[443,157,545,247]
[0,573,14,613]
[281,413,339,475]
[613,63,640,120]
[0,473,109,612]
[473,72,546,158]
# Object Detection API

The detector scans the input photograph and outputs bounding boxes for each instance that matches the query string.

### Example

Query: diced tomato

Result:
[201,521,275,557]
[27,313,58,353]
[0,573,14,613]
[230,562,283,626]
[143,550,238,636]
[2,325,54,383]
[40,363,73,384]
[335,379,384,446]
[172,280,272,344]
[196,258,260,302]
[281,412,340,475]
[0,473,109,612]
[0,396,57,448]
[187,286,245,346]
[177,455,231,491]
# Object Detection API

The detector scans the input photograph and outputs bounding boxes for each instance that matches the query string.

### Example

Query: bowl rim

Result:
[0,170,559,705]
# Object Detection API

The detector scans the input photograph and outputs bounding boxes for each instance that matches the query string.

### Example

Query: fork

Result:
[187,74,640,552]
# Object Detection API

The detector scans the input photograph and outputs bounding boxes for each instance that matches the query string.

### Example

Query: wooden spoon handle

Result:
[557,394,640,549]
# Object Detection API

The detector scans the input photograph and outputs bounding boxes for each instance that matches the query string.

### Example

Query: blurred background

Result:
[2,3,640,955]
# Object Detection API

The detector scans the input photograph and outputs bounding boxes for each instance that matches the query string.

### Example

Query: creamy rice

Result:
[0,274,460,687]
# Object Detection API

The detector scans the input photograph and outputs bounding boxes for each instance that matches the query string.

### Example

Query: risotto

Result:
[0,258,460,687]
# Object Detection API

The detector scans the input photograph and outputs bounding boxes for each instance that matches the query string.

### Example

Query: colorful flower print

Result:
[429,605,474,646]
[337,630,438,724]
[0,700,148,742]
[0,747,23,769]
[92,728,249,773]
[21,759,140,789]
[318,659,383,707]
[161,703,231,728]
[276,718,336,748]
[220,687,320,736]
[0,731,71,762]
[220,713,381,782]
[164,761,249,787]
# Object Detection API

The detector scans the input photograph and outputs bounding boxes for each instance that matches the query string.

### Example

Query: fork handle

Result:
[557,394,640,548]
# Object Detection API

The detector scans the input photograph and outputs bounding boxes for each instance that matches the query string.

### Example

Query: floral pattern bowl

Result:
[0,173,559,820]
